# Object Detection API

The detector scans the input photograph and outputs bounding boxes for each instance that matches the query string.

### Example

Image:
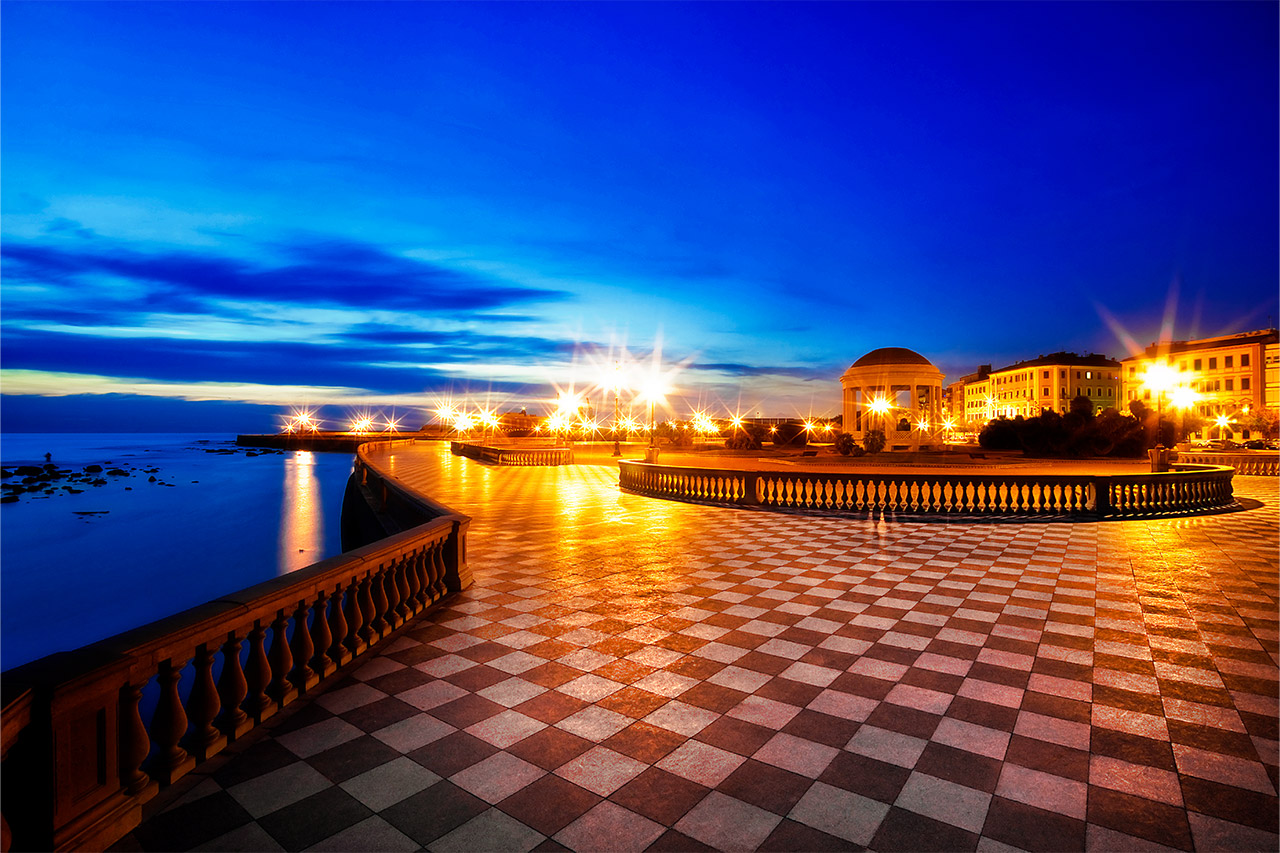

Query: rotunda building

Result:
[840,347,945,450]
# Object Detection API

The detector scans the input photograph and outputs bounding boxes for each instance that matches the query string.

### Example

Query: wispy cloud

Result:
[2,233,570,315]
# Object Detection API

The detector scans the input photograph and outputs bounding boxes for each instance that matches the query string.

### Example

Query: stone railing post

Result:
[146,658,195,786]
[182,644,226,763]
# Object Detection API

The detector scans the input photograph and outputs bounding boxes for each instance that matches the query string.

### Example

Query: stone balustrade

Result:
[1177,452,1278,477]
[0,439,470,852]
[619,461,1235,519]
[451,442,574,466]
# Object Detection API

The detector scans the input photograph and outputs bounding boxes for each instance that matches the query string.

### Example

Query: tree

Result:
[863,429,886,454]
[1247,408,1279,439]
[1069,394,1095,419]
[978,417,1022,450]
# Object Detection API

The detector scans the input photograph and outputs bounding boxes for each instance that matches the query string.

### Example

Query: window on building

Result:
[1179,361,1187,371]
[1063,370,1068,379]
[1225,356,1233,368]
[1076,371,1081,379]
[1242,377,1251,390]
[1225,379,1233,391]
[1193,359,1202,371]
[1061,389,1067,398]
[1086,371,1092,379]
[1127,367,1135,377]
[1108,388,1113,396]
[1086,388,1092,396]
[1242,353,1250,367]
[1143,390,1151,400]
[1213,380,1221,391]
[1042,370,1049,379]
[1209,358,1217,370]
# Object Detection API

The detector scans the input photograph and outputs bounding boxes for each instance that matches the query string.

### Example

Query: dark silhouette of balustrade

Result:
[451,441,574,466]
[0,440,470,852]
[618,461,1236,519]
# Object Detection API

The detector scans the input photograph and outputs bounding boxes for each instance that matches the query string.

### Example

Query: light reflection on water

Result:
[279,451,322,573]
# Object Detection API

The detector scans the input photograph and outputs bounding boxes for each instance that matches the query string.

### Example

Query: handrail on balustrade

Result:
[0,438,471,853]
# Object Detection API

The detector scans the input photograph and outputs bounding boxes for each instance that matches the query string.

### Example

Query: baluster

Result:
[291,600,319,693]
[378,564,399,631]
[404,550,424,612]
[432,542,448,601]
[119,680,158,802]
[267,611,297,707]
[358,574,378,647]
[147,658,195,785]
[396,557,413,620]
[328,585,352,664]
[413,550,429,609]
[371,568,392,636]
[396,557,413,622]
[345,577,369,655]
[310,591,334,678]
[181,644,226,762]
[215,634,251,739]
[242,622,276,723]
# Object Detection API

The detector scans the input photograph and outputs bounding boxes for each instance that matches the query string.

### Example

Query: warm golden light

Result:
[917,418,930,431]
[1169,387,1198,410]
[867,397,892,416]
[1143,362,1178,393]
[350,416,374,434]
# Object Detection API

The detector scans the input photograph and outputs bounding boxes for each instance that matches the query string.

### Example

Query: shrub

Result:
[863,429,886,454]
[978,417,1022,450]
[834,432,856,456]
[772,422,808,447]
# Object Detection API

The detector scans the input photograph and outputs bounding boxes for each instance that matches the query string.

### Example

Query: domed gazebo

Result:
[840,347,945,450]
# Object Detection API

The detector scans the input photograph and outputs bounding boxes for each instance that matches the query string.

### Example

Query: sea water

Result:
[0,434,355,669]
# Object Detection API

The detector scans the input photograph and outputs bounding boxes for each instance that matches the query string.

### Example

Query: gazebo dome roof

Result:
[850,347,934,369]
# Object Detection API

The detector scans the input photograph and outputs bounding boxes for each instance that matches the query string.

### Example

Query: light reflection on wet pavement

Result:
[124,443,1278,852]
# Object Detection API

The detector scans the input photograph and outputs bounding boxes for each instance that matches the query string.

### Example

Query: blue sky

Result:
[3,1,1276,432]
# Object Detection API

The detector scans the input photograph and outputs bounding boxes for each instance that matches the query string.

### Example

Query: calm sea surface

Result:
[1,434,354,669]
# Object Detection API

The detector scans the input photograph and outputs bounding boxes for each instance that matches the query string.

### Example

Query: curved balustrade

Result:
[620,460,1235,519]
[451,441,574,466]
[1177,452,1277,477]
[0,439,470,852]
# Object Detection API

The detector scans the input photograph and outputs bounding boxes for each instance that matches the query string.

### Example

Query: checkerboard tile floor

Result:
[116,445,1279,852]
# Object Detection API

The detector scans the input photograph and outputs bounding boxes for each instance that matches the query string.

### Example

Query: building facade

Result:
[1119,328,1279,436]
[839,347,945,449]
[954,352,1121,425]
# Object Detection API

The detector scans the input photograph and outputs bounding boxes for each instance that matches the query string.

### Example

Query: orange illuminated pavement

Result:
[117,443,1278,852]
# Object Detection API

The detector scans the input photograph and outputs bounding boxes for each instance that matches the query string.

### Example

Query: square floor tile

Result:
[553,801,666,853]
[497,774,601,835]
[340,756,441,812]
[675,790,783,851]
[554,746,648,796]
[450,750,546,804]
[655,739,746,787]
[430,807,545,853]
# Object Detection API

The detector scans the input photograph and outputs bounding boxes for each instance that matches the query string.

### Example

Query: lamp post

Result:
[1143,363,1177,471]
[611,362,622,457]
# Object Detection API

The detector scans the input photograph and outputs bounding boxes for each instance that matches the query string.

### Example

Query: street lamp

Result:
[1143,363,1177,446]
[1214,413,1232,442]
[610,362,624,457]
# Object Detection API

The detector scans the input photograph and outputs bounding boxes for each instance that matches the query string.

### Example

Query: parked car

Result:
[1243,439,1267,450]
